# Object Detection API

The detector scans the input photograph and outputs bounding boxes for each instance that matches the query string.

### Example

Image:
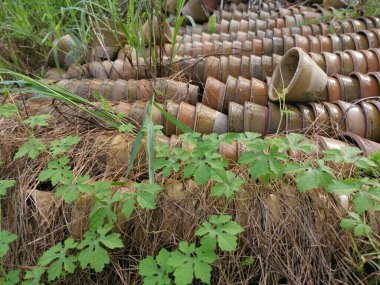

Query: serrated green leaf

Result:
[50,136,81,156]
[23,114,52,128]
[340,219,357,229]
[0,230,17,258]
[295,167,333,192]
[352,191,373,214]
[14,138,45,159]
[0,104,17,118]
[0,179,15,196]
[326,180,361,195]
[354,224,371,236]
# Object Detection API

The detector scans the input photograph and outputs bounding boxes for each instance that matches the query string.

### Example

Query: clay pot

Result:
[228,102,244,132]
[335,101,366,138]
[142,17,173,46]
[360,50,380,72]
[339,34,356,50]
[195,103,228,134]
[286,105,303,131]
[263,38,274,55]
[48,34,83,69]
[283,36,296,53]
[219,142,239,166]
[334,74,360,102]
[203,77,226,112]
[309,52,326,71]
[243,102,268,134]
[358,30,380,48]
[360,101,380,142]
[317,136,350,155]
[177,102,196,134]
[269,47,328,102]
[298,104,315,133]
[350,72,380,98]
[267,102,285,134]
[317,35,333,52]
[241,55,251,78]
[164,101,179,136]
[323,102,344,132]
[308,35,321,53]
[309,102,330,135]
[329,34,343,52]
[339,132,380,156]
[228,56,242,79]
[224,76,238,113]
[273,37,284,55]
[220,56,229,83]
[346,50,368,74]
[250,55,264,80]
[204,56,221,81]
[294,34,310,53]
[326,76,342,102]
[322,52,341,76]
[252,39,264,55]
[235,76,251,105]
[262,55,274,78]
[182,0,209,23]
[250,78,268,105]
[337,51,355,75]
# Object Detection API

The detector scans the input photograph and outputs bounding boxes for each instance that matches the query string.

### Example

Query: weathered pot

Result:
[243,102,268,134]
[263,38,274,55]
[308,35,321,53]
[339,34,356,51]
[267,102,285,134]
[296,104,314,134]
[286,105,303,131]
[219,142,239,166]
[350,72,380,98]
[317,35,333,52]
[309,52,326,71]
[339,132,380,156]
[235,76,251,105]
[308,102,330,135]
[337,51,355,75]
[326,76,342,102]
[203,77,226,112]
[262,55,274,78]
[322,52,341,76]
[346,50,368,74]
[250,55,264,80]
[142,17,173,46]
[294,34,310,53]
[164,101,179,136]
[252,39,264,55]
[220,56,229,83]
[204,56,221,82]
[323,102,344,132]
[177,102,196,134]
[334,74,360,102]
[317,136,350,152]
[195,103,227,134]
[228,102,244,132]
[228,56,242,79]
[329,34,343,52]
[250,78,268,105]
[283,36,296,53]
[182,0,209,23]
[358,30,380,48]
[273,37,284,55]
[360,101,380,142]
[335,101,366,138]
[269,47,328,102]
[241,55,251,78]
[360,49,380,72]
[224,76,238,113]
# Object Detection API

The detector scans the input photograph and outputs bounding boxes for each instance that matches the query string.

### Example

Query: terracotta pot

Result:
[335,101,366,138]
[358,30,380,48]
[317,35,333,52]
[191,58,205,83]
[204,56,221,82]
[339,34,356,51]
[228,56,242,79]
[165,80,199,104]
[369,72,380,95]
[301,25,313,37]
[298,104,315,133]
[267,102,285,134]
[322,52,341,76]
[232,40,243,55]
[357,16,376,29]
[250,78,268,105]
[369,17,380,28]
[177,101,196,134]
[317,136,350,155]
[202,77,226,111]
[228,102,244,132]
[219,142,239,166]
[308,36,321,53]
[309,52,326,71]
[286,105,303,131]
[334,74,360,102]
[319,23,330,36]
[338,52,354,76]
[243,102,268,134]
[294,34,310,53]
[262,55,273,78]
[329,34,343,52]
[326,76,341,102]
[202,41,213,55]
[241,55,251,78]
[361,50,380,72]
[164,101,179,136]
[263,38,274,55]
[283,36,296,53]
[350,19,367,32]
[350,72,380,98]
[269,47,328,102]
[195,103,227,134]
[339,132,380,156]
[309,102,330,134]
[323,101,344,132]
[235,76,251,105]
[48,34,81,69]
[224,76,238,113]
[142,17,173,46]
[360,101,380,142]
[236,31,248,42]
[250,55,264,80]
[290,27,301,36]
[311,24,323,36]
[182,0,209,23]
[220,56,229,83]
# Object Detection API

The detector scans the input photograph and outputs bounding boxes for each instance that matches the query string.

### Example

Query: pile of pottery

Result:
[46,0,380,150]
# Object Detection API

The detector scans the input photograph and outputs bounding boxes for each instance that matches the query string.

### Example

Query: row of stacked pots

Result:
[106,97,380,143]
[176,17,379,43]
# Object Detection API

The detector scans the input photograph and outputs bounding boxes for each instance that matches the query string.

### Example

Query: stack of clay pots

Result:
[46,0,380,150]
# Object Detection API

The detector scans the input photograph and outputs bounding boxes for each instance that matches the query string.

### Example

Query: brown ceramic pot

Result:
[327,76,342,102]
[360,101,380,142]
[350,72,380,98]
[250,55,264,80]
[298,104,315,133]
[322,52,341,76]
[339,132,380,156]
[243,102,268,134]
[164,101,180,136]
[177,102,196,134]
[335,101,366,138]
[228,102,244,132]
[323,102,344,132]
[334,74,360,102]
[250,78,268,105]
[308,102,330,135]
[235,76,252,105]
[286,105,303,132]
[202,77,226,112]
[267,102,285,134]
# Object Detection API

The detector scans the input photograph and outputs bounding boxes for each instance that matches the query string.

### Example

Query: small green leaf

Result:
[118,123,135,133]
[0,230,17,258]
[23,114,52,128]
[340,219,357,229]
[14,138,45,159]
[0,179,15,196]
[354,224,371,237]
[50,136,81,156]
[352,191,373,214]
[0,103,17,118]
